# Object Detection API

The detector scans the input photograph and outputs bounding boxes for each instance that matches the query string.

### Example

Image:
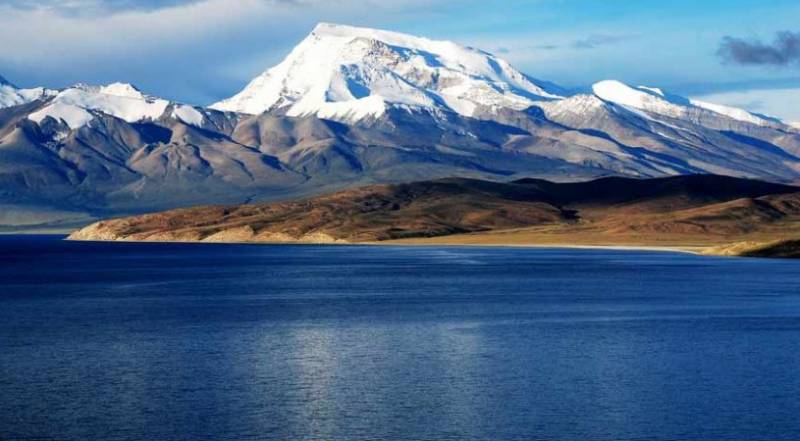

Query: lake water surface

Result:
[2,235,800,440]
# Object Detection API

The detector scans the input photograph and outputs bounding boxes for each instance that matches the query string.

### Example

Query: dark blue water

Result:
[2,235,800,441]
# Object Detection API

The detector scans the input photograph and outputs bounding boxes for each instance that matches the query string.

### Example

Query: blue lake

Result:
[1,235,800,440]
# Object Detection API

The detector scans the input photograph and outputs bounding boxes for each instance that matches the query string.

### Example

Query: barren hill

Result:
[69,175,800,253]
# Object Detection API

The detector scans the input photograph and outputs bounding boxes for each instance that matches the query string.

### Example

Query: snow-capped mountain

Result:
[211,23,795,131]
[2,22,800,230]
[0,78,300,229]
[26,82,211,129]
[0,75,54,109]
[211,23,564,120]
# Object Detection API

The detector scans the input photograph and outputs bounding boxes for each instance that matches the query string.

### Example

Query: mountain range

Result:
[3,23,800,230]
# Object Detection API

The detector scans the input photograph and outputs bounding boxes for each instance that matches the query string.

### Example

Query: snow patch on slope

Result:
[537,94,606,120]
[212,22,563,121]
[29,102,93,128]
[592,80,780,127]
[309,95,392,121]
[689,99,774,126]
[172,105,204,126]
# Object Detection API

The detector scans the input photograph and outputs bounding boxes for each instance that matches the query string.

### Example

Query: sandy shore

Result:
[64,233,708,255]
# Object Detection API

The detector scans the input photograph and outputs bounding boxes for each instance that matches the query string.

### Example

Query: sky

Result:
[2,0,799,121]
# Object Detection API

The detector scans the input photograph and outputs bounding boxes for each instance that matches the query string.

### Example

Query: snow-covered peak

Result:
[29,83,170,129]
[591,79,783,128]
[592,80,690,118]
[310,22,442,49]
[537,94,606,121]
[70,82,148,100]
[211,22,564,121]
[0,76,54,109]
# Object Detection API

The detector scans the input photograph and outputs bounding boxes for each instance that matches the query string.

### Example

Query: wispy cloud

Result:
[2,0,204,16]
[571,33,637,50]
[499,33,636,54]
[4,0,459,16]
[718,31,800,66]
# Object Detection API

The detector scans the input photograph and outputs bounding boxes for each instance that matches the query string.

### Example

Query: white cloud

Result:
[0,0,284,63]
[0,0,460,63]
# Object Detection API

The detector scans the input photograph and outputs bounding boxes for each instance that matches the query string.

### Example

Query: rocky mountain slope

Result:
[68,175,800,249]
[4,23,800,230]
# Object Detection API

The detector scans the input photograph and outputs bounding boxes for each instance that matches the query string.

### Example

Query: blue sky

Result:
[2,0,799,120]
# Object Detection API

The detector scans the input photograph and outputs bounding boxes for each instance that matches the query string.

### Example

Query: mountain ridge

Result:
[2,22,800,229]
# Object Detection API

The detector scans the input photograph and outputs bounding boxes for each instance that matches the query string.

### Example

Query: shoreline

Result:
[62,235,706,255]
[374,242,705,254]
[62,231,800,258]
